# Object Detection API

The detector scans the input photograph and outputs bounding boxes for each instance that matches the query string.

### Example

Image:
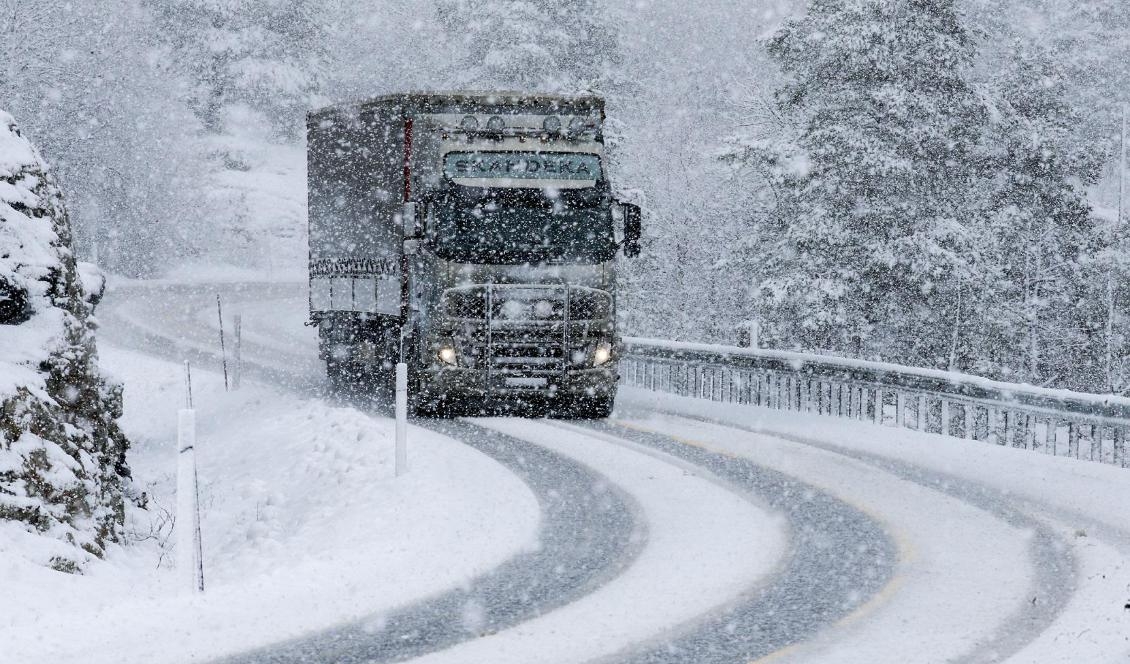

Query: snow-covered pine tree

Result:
[737,0,987,363]
[0,111,131,572]
[437,0,620,94]
[147,0,328,137]
[969,44,1107,389]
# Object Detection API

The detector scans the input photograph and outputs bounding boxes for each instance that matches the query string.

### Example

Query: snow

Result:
[411,416,786,664]
[0,345,539,664]
[0,111,39,175]
[620,387,1130,663]
[157,262,307,285]
[0,308,57,398]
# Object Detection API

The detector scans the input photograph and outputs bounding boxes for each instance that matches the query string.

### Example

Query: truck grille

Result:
[444,285,610,323]
[441,284,612,391]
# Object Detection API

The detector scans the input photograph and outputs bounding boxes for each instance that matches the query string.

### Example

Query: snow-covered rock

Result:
[0,109,130,572]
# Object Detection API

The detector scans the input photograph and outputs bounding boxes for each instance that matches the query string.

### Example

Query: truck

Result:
[306,92,641,417]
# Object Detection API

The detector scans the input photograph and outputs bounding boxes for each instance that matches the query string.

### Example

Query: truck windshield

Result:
[428,188,617,265]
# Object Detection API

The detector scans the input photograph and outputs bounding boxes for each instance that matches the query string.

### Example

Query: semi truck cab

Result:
[308,93,641,417]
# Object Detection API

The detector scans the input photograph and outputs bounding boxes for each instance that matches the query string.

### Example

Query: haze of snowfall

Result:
[1,0,1129,565]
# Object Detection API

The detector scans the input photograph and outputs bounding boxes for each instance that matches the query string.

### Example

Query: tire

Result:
[327,360,376,393]
[326,359,352,392]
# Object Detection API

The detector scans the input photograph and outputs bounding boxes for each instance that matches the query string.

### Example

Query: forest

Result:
[3,0,1129,394]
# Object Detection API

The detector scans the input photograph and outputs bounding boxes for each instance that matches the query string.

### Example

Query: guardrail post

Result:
[1115,428,1126,467]
[896,392,905,428]
[916,395,926,431]
[965,404,976,440]
[873,389,883,425]
[1068,422,1079,458]
[1090,424,1101,461]
[941,399,951,436]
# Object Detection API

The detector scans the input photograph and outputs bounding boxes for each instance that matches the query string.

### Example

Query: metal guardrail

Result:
[620,337,1129,469]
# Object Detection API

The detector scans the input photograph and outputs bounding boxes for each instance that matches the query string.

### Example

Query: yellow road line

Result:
[610,418,915,664]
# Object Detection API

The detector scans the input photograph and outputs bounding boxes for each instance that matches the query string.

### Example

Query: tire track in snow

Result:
[99,283,323,392]
[564,420,899,664]
[631,410,1077,664]
[217,418,645,664]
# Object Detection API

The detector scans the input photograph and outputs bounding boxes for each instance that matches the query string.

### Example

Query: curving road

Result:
[218,418,645,664]
[97,280,1130,664]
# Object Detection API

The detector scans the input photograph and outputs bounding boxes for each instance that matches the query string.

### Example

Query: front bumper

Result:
[422,365,618,401]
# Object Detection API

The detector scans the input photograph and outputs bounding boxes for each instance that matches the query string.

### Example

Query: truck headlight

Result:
[593,342,612,366]
[438,346,458,366]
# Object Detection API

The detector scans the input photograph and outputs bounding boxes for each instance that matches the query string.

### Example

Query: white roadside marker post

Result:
[177,361,205,594]
[395,362,408,476]
[233,314,242,391]
[217,294,229,391]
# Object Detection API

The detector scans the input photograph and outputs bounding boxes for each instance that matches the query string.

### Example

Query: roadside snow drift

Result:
[2,346,539,663]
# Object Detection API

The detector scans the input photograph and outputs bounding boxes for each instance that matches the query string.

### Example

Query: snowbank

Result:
[2,346,539,663]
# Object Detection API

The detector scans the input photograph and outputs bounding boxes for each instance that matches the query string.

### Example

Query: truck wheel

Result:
[326,359,360,392]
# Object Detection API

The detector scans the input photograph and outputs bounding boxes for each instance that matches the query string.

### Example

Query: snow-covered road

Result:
[81,280,1130,664]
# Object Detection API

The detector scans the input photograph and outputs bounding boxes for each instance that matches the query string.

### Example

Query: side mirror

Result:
[401,202,420,239]
[622,203,642,258]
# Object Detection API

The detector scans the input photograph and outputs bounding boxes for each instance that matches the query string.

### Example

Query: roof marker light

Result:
[568,117,590,136]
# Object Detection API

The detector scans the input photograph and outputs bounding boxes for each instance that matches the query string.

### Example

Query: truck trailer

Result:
[307,92,641,417]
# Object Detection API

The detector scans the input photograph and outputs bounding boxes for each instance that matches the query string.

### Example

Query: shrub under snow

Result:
[0,110,130,572]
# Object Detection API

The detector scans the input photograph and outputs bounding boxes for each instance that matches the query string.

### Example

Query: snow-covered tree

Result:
[147,0,329,137]
[144,0,332,270]
[437,0,621,94]
[968,44,1107,389]
[0,111,131,572]
[731,0,988,364]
